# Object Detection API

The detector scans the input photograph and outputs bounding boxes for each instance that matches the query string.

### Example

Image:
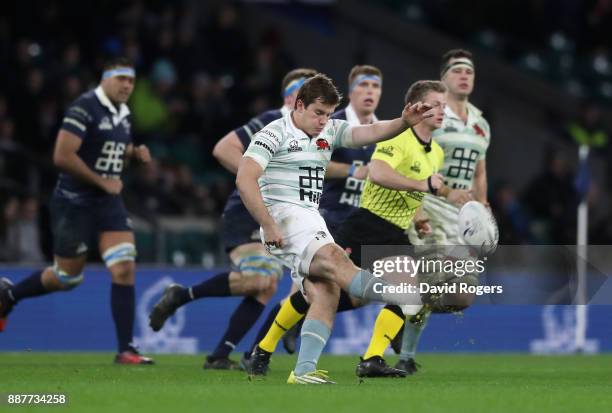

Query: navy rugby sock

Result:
[11,270,47,302]
[181,272,231,303]
[111,283,135,353]
[210,296,264,360]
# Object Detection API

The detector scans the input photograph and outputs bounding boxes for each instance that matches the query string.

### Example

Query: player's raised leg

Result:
[0,257,86,332]
[0,194,93,332]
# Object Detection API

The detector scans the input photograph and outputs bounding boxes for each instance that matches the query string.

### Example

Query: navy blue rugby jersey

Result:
[55,87,132,203]
[319,108,374,220]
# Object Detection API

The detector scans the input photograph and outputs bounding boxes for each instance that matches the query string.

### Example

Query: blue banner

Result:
[1,267,610,353]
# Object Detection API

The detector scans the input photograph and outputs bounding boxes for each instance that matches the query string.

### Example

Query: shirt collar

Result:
[286,110,327,140]
[280,105,291,116]
[95,86,130,122]
[444,102,481,125]
[285,110,308,139]
[346,103,378,126]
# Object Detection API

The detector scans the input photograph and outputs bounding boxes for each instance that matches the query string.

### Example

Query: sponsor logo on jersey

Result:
[254,140,274,155]
[376,146,394,157]
[315,138,330,151]
[406,191,424,202]
[314,231,327,241]
[76,242,88,254]
[410,161,421,173]
[288,140,302,152]
[261,129,281,143]
[444,126,459,133]
[98,117,113,130]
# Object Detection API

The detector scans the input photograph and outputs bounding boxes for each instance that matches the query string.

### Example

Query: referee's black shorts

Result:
[335,207,411,268]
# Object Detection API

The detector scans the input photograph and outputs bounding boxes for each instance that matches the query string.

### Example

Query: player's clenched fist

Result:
[101,177,123,195]
[133,145,151,163]
[263,221,284,250]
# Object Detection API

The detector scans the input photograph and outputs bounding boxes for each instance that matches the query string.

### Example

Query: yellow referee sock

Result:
[363,306,405,360]
[259,295,306,353]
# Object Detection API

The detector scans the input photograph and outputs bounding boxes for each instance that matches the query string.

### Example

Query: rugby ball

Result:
[457,201,499,256]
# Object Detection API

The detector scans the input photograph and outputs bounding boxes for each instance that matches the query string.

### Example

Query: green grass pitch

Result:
[2,353,611,413]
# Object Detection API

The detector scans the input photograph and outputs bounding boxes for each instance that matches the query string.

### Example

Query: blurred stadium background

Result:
[1,0,611,355]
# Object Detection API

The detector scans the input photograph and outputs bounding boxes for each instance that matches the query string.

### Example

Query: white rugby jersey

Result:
[244,111,353,211]
[424,102,491,225]
[433,102,490,190]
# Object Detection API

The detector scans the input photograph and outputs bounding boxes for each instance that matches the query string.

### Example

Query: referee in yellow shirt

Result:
[335,80,472,377]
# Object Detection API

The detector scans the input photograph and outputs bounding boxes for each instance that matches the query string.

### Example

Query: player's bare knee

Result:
[264,278,278,297]
[243,275,267,296]
[110,261,135,285]
[233,252,283,296]
[305,279,339,307]
[255,281,277,303]
[311,244,348,279]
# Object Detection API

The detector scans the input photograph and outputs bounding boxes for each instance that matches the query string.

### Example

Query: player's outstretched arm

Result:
[236,157,283,248]
[368,159,442,193]
[348,102,433,148]
[213,131,245,174]
[325,161,368,179]
[53,129,122,195]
